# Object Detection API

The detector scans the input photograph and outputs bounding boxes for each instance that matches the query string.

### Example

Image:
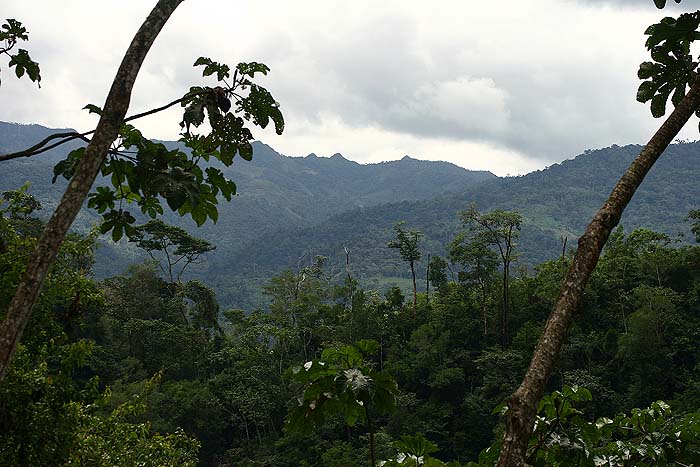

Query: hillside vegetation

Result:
[2,122,699,308]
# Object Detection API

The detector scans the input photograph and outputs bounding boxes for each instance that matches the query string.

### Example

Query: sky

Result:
[1,0,699,176]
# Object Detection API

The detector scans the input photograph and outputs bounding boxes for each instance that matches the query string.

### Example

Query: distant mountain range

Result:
[1,121,699,309]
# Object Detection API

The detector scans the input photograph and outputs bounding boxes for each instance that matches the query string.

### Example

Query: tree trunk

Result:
[496,78,700,467]
[364,404,376,467]
[480,279,489,336]
[426,253,430,305]
[501,260,509,347]
[0,0,184,381]
[410,260,417,307]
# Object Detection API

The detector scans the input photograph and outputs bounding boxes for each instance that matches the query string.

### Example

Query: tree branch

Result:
[0,91,204,162]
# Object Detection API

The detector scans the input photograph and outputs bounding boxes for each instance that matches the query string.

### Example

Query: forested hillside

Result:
[0,121,494,304]
[4,187,700,466]
[3,122,699,308]
[251,141,700,285]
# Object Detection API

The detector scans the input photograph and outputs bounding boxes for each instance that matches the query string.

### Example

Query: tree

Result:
[0,193,200,466]
[475,385,700,467]
[132,219,215,283]
[285,340,399,467]
[496,3,700,465]
[427,255,449,293]
[0,0,183,381]
[263,255,331,364]
[0,0,284,379]
[449,231,500,337]
[388,222,423,307]
[687,209,700,242]
[455,206,521,345]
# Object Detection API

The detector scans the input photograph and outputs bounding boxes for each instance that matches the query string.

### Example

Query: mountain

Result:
[3,121,699,309]
[0,121,494,303]
[244,142,700,277]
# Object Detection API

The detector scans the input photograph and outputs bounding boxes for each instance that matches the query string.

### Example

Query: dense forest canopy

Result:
[4,187,700,466]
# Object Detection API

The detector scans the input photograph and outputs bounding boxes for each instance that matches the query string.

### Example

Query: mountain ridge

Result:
[3,121,699,308]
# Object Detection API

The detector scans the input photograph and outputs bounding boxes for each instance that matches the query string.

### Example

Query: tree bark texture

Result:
[496,78,700,467]
[0,0,184,380]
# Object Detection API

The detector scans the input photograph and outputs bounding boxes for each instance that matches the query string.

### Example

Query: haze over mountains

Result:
[1,121,699,308]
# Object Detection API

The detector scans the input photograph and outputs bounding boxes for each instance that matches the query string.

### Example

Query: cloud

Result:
[390,77,510,138]
[1,0,697,175]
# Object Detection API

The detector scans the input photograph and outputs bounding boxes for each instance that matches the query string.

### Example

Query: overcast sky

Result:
[2,0,699,175]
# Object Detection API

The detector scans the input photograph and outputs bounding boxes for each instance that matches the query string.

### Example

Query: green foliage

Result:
[653,0,682,8]
[0,19,40,86]
[388,222,423,264]
[687,209,700,242]
[381,434,464,466]
[10,128,700,466]
[286,340,398,432]
[427,255,449,291]
[52,56,284,240]
[1,183,42,217]
[132,219,215,282]
[637,7,700,119]
[0,206,199,466]
[457,205,522,257]
[449,232,499,286]
[388,222,423,304]
[66,384,200,467]
[0,183,44,241]
[472,386,700,467]
[394,434,440,458]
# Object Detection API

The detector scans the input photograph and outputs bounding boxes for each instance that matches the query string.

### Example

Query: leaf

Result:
[651,89,669,117]
[355,339,379,355]
[194,56,230,81]
[637,61,658,80]
[52,148,85,183]
[205,202,219,223]
[87,186,116,213]
[83,104,103,115]
[166,190,187,211]
[7,49,41,85]
[191,206,207,226]
[672,83,686,105]
[238,142,253,161]
[236,61,270,77]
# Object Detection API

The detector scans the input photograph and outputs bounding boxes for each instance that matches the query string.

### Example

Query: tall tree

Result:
[132,219,215,283]
[449,232,499,337]
[0,1,284,379]
[456,206,521,345]
[388,222,422,307]
[496,3,700,465]
[0,0,184,381]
